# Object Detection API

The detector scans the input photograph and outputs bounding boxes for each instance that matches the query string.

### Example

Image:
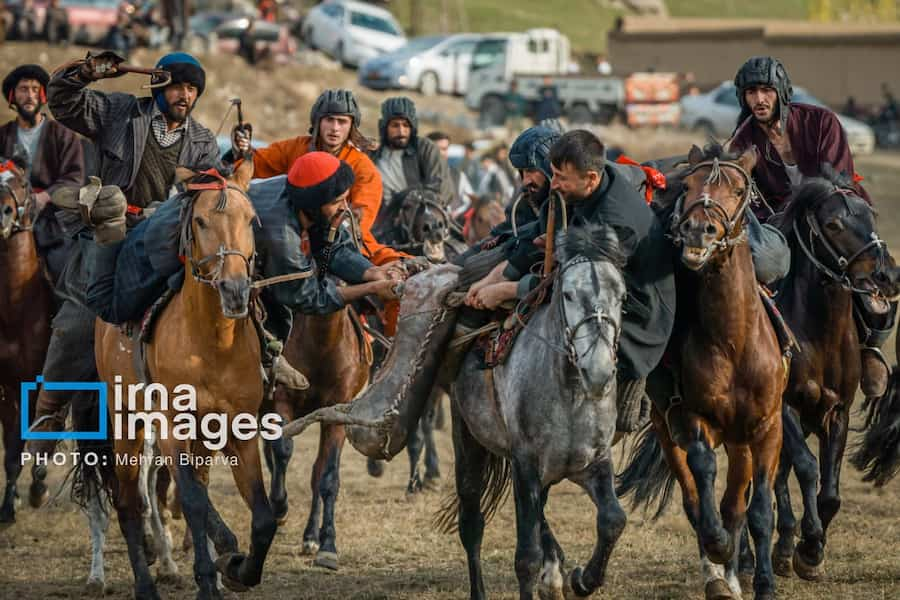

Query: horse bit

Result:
[0,169,34,237]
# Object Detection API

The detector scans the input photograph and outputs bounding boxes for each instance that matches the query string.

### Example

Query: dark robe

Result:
[730,102,869,218]
[0,117,84,194]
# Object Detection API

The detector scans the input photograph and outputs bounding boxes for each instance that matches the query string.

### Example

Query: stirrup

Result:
[861,346,891,371]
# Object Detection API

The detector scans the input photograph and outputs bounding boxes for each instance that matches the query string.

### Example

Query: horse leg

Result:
[536,487,566,600]
[138,434,158,567]
[423,390,442,488]
[216,438,277,591]
[309,423,345,571]
[0,385,24,523]
[405,418,425,497]
[114,436,161,600]
[265,435,293,525]
[452,402,489,600]
[84,479,110,596]
[719,444,752,599]
[686,437,732,564]
[809,409,849,579]
[568,455,627,597]
[780,407,824,579]
[147,461,179,583]
[511,454,543,600]
[747,421,782,600]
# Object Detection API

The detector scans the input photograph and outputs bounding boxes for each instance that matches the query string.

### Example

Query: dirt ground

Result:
[1,42,900,600]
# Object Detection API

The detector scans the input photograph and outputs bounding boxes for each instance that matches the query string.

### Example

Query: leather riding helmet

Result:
[378,96,418,147]
[734,56,793,129]
[309,89,361,147]
[509,126,561,180]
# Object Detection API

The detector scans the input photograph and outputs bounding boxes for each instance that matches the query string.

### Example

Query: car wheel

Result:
[568,104,593,125]
[303,27,315,49]
[336,42,351,68]
[419,71,439,96]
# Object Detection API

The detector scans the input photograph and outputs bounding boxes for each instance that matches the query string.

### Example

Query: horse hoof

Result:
[214,552,250,592]
[773,552,793,578]
[562,567,587,600]
[84,577,106,597]
[367,458,385,478]
[0,506,14,524]
[302,540,319,555]
[793,550,824,581]
[422,475,441,491]
[156,571,183,587]
[314,550,339,571]
[28,481,48,508]
[738,571,754,592]
[753,593,776,600]
[704,579,734,600]
[537,562,565,600]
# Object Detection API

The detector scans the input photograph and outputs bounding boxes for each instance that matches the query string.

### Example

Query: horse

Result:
[94,159,277,600]
[430,223,628,600]
[617,144,786,600]
[373,184,466,264]
[463,192,506,247]
[0,155,54,523]
[263,303,371,571]
[758,168,894,581]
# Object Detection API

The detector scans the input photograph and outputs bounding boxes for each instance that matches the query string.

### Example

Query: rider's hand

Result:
[766,119,796,166]
[79,51,125,81]
[467,282,516,311]
[401,256,431,276]
[232,125,252,157]
[364,263,406,282]
[371,279,402,301]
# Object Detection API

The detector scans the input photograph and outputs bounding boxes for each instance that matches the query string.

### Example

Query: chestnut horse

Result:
[94,160,276,600]
[766,169,893,580]
[618,144,786,600]
[0,156,53,523]
[264,305,371,571]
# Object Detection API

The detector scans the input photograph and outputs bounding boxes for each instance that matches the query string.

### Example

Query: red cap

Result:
[288,152,340,189]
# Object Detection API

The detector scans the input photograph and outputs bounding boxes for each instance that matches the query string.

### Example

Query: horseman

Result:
[27,51,222,454]
[0,64,84,279]
[729,55,896,398]
[370,96,455,210]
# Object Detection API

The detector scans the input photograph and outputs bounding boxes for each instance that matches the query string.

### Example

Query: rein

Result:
[669,158,755,253]
[0,165,34,237]
[792,188,888,297]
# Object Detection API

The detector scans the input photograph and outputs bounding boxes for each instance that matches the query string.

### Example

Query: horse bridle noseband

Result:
[669,158,756,253]
[393,188,455,250]
[180,170,257,288]
[793,187,888,296]
[0,170,34,237]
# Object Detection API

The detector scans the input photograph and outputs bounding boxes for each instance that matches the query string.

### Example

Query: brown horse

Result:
[463,192,506,247]
[264,305,371,571]
[94,159,276,600]
[767,170,893,580]
[618,144,786,600]
[0,156,54,523]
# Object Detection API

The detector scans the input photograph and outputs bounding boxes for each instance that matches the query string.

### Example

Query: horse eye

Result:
[195,216,207,229]
[825,219,843,232]
[734,188,745,197]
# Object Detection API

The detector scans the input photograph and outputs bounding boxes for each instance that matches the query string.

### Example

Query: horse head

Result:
[556,223,627,398]
[669,143,757,271]
[465,193,506,246]
[178,159,257,319]
[779,164,894,314]
[0,155,31,241]
[393,184,450,262]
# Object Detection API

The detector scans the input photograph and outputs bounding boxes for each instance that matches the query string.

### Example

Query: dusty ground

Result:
[1,42,900,600]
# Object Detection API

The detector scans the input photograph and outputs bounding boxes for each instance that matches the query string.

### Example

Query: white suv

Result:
[302,0,406,68]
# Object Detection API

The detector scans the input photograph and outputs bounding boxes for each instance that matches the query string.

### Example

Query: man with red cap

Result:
[0,64,84,277]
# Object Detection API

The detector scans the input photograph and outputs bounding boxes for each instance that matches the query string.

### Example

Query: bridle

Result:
[179,169,257,287]
[392,187,454,250]
[792,187,888,297]
[0,164,34,238]
[669,158,756,254]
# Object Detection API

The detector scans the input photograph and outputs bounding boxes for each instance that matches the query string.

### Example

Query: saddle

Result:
[347,305,375,367]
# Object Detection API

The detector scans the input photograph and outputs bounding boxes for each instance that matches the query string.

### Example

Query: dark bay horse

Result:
[264,305,371,571]
[0,156,54,523]
[94,161,276,600]
[766,169,893,580]
[618,144,786,600]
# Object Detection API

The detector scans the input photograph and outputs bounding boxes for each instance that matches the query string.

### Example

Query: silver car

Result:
[358,33,484,96]
[301,0,406,68]
[681,81,875,155]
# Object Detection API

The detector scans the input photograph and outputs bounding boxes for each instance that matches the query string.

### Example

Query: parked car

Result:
[358,33,484,96]
[212,17,297,65]
[681,81,876,155]
[62,0,119,44]
[188,11,243,48]
[301,0,405,68]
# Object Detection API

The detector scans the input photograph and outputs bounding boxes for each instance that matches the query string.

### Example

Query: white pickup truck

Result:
[464,28,625,126]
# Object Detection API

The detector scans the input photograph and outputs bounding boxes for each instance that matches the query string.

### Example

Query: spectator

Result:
[534,78,562,124]
[493,143,518,190]
[9,0,38,41]
[239,18,259,65]
[504,80,527,134]
[596,53,612,76]
[258,0,277,22]
[460,140,482,191]
[43,0,70,45]
[843,96,860,120]
[102,3,136,55]
[477,154,514,202]
[427,130,474,218]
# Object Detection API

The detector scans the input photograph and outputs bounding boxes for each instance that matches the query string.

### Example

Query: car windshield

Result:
[61,0,119,7]
[350,11,401,36]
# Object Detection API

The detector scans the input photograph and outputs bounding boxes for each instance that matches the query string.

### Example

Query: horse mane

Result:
[655,142,745,209]
[769,163,866,238]
[559,222,627,270]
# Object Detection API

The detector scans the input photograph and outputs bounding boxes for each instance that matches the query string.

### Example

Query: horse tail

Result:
[851,366,900,487]
[615,424,676,519]
[433,452,511,534]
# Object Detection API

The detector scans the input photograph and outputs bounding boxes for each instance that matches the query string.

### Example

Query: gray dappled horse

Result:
[436,223,628,600]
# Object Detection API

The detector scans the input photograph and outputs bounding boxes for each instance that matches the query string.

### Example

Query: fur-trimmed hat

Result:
[3,64,50,105]
[285,152,355,212]
[151,52,206,113]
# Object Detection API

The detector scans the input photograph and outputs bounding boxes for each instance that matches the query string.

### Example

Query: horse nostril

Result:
[705,224,717,236]
[1,206,13,217]
[680,221,691,234]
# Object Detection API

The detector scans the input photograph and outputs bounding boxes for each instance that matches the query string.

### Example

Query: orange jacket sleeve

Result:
[250,137,307,180]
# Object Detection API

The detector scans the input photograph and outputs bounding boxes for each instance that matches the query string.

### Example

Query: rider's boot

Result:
[25,389,69,458]
[616,374,649,433]
[860,347,890,398]
[261,333,310,391]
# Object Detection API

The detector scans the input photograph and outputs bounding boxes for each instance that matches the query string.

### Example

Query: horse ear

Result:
[687,145,704,166]
[738,146,758,173]
[174,167,198,185]
[230,158,255,192]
